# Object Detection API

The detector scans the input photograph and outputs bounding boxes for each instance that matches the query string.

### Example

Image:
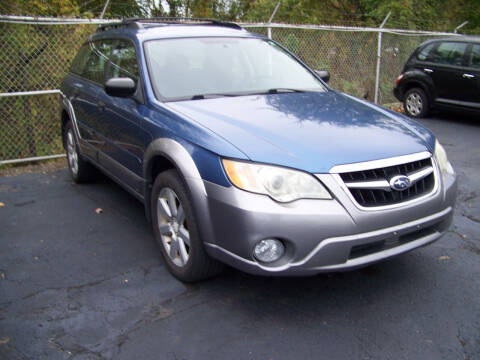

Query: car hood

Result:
[166,91,435,173]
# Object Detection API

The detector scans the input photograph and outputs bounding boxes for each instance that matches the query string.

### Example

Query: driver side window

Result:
[104,39,139,83]
[82,41,113,84]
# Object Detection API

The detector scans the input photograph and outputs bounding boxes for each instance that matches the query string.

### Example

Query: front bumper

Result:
[187,163,457,276]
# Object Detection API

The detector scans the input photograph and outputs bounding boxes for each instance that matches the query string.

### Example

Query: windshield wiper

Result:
[190,93,242,100]
[188,88,306,100]
[266,88,306,94]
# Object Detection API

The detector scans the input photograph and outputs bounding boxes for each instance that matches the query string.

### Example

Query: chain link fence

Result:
[0,17,457,165]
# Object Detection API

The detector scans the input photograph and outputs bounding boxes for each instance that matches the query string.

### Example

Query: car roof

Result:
[419,35,480,47]
[91,18,259,42]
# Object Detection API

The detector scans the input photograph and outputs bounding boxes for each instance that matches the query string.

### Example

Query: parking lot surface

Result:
[1,112,479,360]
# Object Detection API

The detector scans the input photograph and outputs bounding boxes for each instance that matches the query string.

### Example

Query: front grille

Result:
[340,158,435,207]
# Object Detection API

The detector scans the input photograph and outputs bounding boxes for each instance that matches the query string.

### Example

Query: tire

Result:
[151,169,223,282]
[64,121,95,183]
[403,87,429,118]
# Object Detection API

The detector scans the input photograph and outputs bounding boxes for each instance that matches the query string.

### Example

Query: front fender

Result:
[144,138,204,186]
[142,138,230,237]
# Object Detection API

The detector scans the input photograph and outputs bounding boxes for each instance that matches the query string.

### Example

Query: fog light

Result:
[253,239,285,263]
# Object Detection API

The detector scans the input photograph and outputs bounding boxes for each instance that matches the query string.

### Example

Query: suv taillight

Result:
[395,74,405,86]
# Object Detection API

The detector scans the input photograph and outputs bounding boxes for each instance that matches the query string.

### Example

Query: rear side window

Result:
[430,42,468,66]
[469,44,480,69]
[417,43,435,61]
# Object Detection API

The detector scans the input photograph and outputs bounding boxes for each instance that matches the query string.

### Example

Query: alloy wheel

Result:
[405,92,423,116]
[157,187,190,267]
[66,129,79,175]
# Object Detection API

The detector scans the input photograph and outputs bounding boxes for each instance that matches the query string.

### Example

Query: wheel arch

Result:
[403,81,430,99]
[400,71,436,104]
[143,138,206,222]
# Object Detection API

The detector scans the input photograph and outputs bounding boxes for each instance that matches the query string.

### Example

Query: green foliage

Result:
[284,33,299,53]
[0,0,477,33]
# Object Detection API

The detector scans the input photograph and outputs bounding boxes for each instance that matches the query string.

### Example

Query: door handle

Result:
[463,73,475,79]
[424,68,433,73]
[97,101,105,112]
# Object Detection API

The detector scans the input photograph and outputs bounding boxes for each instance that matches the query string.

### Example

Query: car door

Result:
[422,41,469,103]
[67,43,102,160]
[95,38,147,195]
[463,43,480,106]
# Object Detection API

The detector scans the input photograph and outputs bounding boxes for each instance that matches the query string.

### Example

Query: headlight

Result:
[222,159,331,202]
[434,139,454,175]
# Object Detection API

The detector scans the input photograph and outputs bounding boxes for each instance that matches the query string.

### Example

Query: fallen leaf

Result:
[439,256,451,261]
[159,307,171,318]
[388,104,405,114]
[95,208,103,214]
[0,337,10,345]
[0,202,4,207]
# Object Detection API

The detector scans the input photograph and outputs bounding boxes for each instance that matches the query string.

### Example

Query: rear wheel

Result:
[151,169,223,282]
[65,122,95,183]
[404,87,429,118]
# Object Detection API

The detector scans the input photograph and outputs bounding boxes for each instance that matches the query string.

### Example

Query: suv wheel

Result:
[65,122,95,183]
[151,169,223,282]
[404,88,429,118]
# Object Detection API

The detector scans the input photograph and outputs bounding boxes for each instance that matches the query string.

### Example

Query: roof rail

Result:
[96,17,242,32]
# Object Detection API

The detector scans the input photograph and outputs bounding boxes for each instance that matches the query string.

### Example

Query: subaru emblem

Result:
[390,175,411,191]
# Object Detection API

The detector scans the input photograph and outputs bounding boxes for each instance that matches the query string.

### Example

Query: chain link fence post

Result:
[267,2,280,40]
[374,12,391,104]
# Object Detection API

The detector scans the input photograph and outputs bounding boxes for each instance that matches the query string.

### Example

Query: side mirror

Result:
[315,70,330,83]
[105,77,136,97]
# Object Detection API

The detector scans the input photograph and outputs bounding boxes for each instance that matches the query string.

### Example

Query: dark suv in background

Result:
[394,36,480,117]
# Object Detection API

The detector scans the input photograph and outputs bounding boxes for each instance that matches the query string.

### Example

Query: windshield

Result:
[144,37,327,101]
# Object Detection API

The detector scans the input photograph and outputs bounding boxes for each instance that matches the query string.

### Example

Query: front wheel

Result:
[403,87,429,118]
[151,169,223,282]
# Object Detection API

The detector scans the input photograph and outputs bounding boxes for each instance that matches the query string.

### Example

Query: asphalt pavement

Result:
[1,111,479,360]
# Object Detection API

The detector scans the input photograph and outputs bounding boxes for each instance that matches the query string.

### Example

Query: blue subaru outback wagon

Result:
[61,18,457,282]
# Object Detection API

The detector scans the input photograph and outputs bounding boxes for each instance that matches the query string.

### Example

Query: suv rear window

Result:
[430,42,468,66]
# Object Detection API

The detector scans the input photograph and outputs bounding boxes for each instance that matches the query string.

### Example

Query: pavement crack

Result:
[114,292,214,357]
[20,273,122,301]
[461,191,477,202]
[448,230,480,256]
[462,212,480,224]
